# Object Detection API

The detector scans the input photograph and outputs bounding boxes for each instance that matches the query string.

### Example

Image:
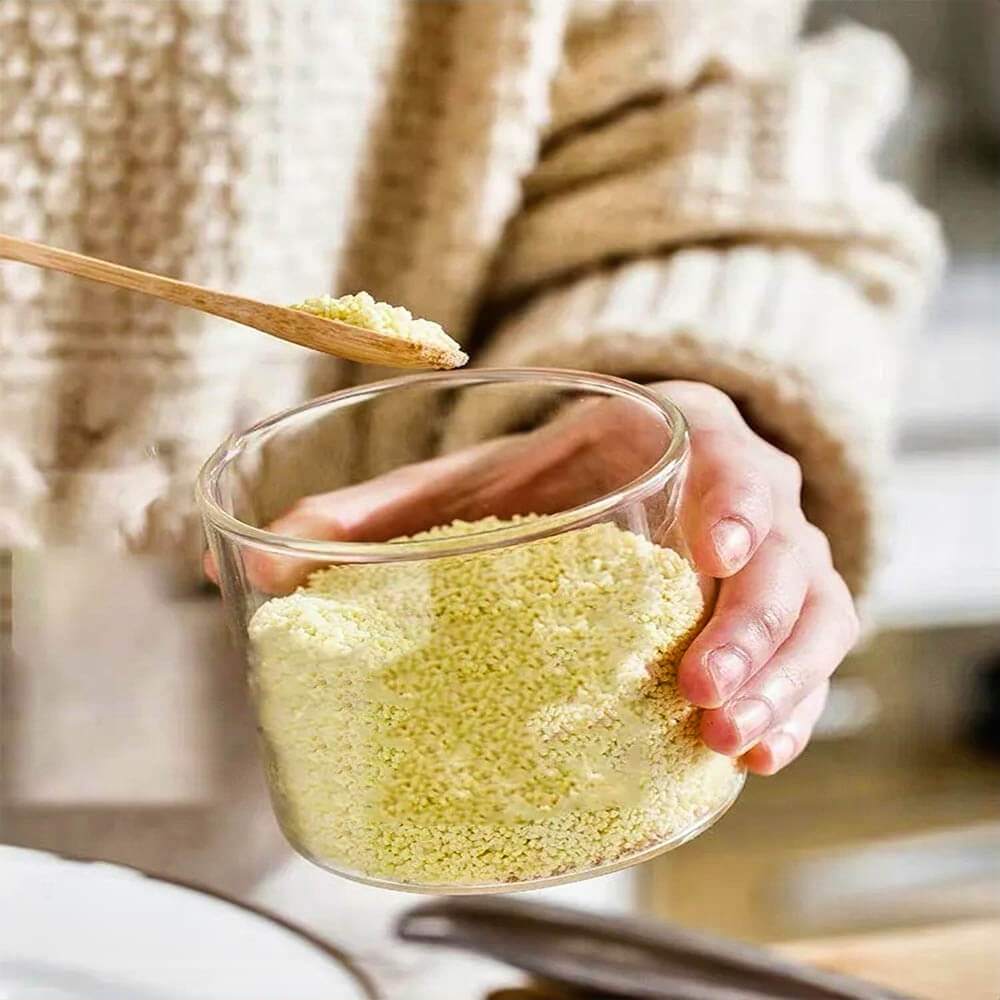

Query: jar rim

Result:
[196,368,689,563]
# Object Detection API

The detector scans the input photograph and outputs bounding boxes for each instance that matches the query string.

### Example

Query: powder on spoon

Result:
[248,517,741,887]
[292,291,467,365]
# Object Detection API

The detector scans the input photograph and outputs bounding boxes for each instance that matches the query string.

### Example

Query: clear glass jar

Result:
[197,370,744,893]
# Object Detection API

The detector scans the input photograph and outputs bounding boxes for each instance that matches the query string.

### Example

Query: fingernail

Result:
[705,645,749,699]
[728,696,773,749]
[710,517,752,570]
[766,730,797,767]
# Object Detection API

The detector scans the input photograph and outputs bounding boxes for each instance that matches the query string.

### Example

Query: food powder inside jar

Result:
[248,517,742,887]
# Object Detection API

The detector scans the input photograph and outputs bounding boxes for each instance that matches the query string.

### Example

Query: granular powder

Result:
[248,518,741,887]
[292,291,464,358]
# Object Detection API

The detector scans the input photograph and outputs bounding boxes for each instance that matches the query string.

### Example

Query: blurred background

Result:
[1,0,998,979]
[646,0,1000,942]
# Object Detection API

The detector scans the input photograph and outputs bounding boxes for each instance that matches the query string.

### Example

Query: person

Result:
[0,1,943,893]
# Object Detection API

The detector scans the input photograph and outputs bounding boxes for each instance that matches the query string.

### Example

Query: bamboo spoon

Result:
[0,234,468,370]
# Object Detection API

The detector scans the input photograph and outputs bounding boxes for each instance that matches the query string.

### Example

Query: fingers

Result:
[242,501,348,594]
[741,681,830,775]
[661,385,774,578]
[677,531,810,708]
[656,382,809,581]
[681,427,774,577]
[203,504,340,593]
[205,469,431,596]
[202,428,597,595]
[652,382,850,776]
[203,394,668,594]
[235,460,463,595]
[699,578,860,756]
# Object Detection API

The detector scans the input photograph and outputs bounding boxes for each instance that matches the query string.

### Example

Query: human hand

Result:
[206,380,858,774]
[659,382,859,775]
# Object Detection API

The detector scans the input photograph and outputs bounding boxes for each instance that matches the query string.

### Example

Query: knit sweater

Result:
[0,0,944,590]
[0,1,943,892]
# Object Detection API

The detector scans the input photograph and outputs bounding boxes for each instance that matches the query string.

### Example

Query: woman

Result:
[0,1,942,891]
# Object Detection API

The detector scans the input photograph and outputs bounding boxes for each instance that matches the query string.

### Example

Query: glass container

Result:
[197,370,744,893]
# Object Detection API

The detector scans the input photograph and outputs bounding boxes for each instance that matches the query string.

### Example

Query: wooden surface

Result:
[776,920,1000,1000]
[486,922,1000,1000]
[0,234,465,368]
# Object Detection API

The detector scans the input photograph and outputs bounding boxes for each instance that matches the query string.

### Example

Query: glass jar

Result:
[197,370,744,893]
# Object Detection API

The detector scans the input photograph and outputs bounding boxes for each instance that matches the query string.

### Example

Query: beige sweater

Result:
[0,1,943,889]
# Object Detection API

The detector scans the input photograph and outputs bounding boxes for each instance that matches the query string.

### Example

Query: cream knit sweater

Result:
[0,0,943,593]
[0,0,943,889]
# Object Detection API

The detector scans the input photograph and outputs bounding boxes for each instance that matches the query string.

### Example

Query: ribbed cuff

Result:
[450,246,912,598]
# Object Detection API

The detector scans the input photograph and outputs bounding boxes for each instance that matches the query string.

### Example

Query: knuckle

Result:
[737,468,773,508]
[688,382,739,413]
[758,440,801,489]
[673,383,744,425]
[692,426,736,453]
[840,601,862,646]
[774,660,808,703]
[768,530,811,581]
[811,595,860,660]
[833,570,856,607]
[754,599,796,647]
[779,452,803,493]
[707,473,772,524]
[822,576,861,646]
[691,427,759,469]
[802,522,834,566]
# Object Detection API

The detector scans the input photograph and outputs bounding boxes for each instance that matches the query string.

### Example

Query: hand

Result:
[207,380,859,774]
[662,382,859,775]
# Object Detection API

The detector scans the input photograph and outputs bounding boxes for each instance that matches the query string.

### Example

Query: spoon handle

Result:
[0,233,281,334]
[1,234,465,368]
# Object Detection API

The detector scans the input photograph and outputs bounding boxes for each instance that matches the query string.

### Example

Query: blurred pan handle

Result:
[397,897,915,1000]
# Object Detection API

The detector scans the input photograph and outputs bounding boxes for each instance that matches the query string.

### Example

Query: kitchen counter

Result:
[440,921,1000,1000]
[486,920,999,1000]
[250,856,999,1000]
[776,919,1000,1000]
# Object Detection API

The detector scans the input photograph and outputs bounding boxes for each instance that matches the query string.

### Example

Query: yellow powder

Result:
[292,291,464,358]
[248,518,741,887]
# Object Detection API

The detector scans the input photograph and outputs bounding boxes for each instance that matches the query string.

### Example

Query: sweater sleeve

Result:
[468,22,945,599]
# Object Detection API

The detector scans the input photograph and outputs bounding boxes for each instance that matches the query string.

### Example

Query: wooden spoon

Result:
[0,234,467,370]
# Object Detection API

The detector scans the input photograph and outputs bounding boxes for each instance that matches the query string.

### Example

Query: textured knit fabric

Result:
[447,247,900,596]
[497,27,940,302]
[0,0,944,589]
[467,25,946,595]
[0,0,399,572]
[549,0,809,134]
[0,0,944,892]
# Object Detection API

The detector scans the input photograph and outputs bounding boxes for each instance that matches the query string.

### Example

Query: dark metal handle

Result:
[397,898,915,1000]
